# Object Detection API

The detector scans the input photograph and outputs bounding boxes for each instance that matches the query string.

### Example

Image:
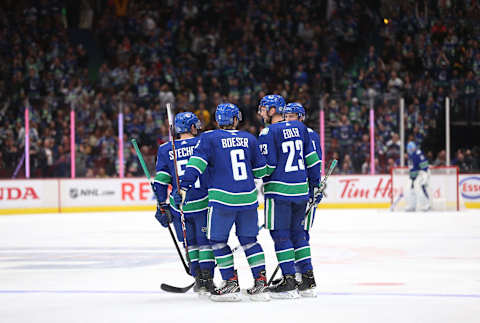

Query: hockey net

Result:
[391,166,460,211]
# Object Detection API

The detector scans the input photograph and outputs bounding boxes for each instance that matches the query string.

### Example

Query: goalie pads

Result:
[406,170,431,212]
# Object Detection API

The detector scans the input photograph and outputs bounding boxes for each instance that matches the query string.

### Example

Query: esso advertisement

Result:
[61,178,155,207]
[327,175,392,203]
[0,179,58,209]
[459,175,480,200]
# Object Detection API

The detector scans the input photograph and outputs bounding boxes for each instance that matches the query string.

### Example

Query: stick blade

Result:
[160,282,195,293]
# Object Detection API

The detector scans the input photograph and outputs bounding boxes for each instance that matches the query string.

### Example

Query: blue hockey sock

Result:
[187,245,199,277]
[211,241,235,280]
[270,230,295,275]
[198,244,215,275]
[239,236,265,279]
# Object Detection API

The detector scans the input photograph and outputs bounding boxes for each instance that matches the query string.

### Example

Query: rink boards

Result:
[1,175,480,214]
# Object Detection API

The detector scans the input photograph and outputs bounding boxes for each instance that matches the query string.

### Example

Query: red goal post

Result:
[390,166,460,211]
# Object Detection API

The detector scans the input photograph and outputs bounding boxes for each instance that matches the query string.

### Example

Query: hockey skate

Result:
[269,274,301,288]
[210,270,241,302]
[197,269,215,297]
[246,270,270,302]
[193,274,202,293]
[297,270,317,297]
[268,274,299,299]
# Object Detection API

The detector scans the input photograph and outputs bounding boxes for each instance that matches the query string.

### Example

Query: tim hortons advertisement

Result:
[60,178,156,208]
[255,175,393,207]
[320,175,393,206]
[0,179,59,211]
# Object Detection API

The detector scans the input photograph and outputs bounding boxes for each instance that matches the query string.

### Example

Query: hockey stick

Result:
[132,139,194,292]
[132,137,194,292]
[132,139,191,275]
[161,225,265,293]
[166,103,192,267]
[160,282,196,293]
[389,192,404,212]
[161,241,249,293]
[267,159,337,287]
[267,265,281,286]
[305,159,338,216]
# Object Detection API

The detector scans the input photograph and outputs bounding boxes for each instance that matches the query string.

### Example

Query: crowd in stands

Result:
[0,0,479,179]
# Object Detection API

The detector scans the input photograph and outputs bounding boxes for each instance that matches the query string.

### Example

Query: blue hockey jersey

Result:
[258,121,321,200]
[181,130,268,209]
[154,137,209,214]
[408,149,429,179]
[307,127,322,177]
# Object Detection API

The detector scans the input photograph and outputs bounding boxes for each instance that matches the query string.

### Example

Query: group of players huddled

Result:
[152,94,323,302]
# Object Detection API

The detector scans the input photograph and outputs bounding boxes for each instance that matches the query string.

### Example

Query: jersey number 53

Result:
[177,159,201,188]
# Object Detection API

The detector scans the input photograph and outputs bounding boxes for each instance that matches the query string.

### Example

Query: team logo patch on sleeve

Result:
[260,128,269,135]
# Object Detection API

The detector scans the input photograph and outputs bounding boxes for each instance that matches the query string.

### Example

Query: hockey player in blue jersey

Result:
[258,95,322,298]
[406,141,431,211]
[283,102,323,239]
[174,103,270,302]
[152,112,215,295]
[258,94,286,126]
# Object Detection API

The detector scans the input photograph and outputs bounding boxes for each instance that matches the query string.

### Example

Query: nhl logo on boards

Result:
[70,188,79,199]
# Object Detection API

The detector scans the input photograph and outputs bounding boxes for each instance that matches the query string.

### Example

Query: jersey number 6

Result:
[230,149,248,181]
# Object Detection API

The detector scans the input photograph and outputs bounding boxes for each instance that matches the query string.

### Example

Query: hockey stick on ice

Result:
[132,138,191,275]
[132,139,194,292]
[160,241,251,293]
[268,159,337,287]
[161,225,265,293]
[389,192,404,212]
[166,103,192,270]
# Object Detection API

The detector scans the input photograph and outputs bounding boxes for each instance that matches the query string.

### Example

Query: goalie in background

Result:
[406,141,431,212]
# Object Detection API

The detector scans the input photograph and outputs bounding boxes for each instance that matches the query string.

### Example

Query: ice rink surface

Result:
[1,209,480,323]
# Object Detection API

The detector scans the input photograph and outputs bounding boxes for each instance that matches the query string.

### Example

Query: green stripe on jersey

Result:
[305,151,320,168]
[169,195,209,213]
[266,165,276,175]
[155,171,172,185]
[187,156,208,173]
[208,189,258,206]
[252,165,268,178]
[264,181,308,196]
[419,161,428,169]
